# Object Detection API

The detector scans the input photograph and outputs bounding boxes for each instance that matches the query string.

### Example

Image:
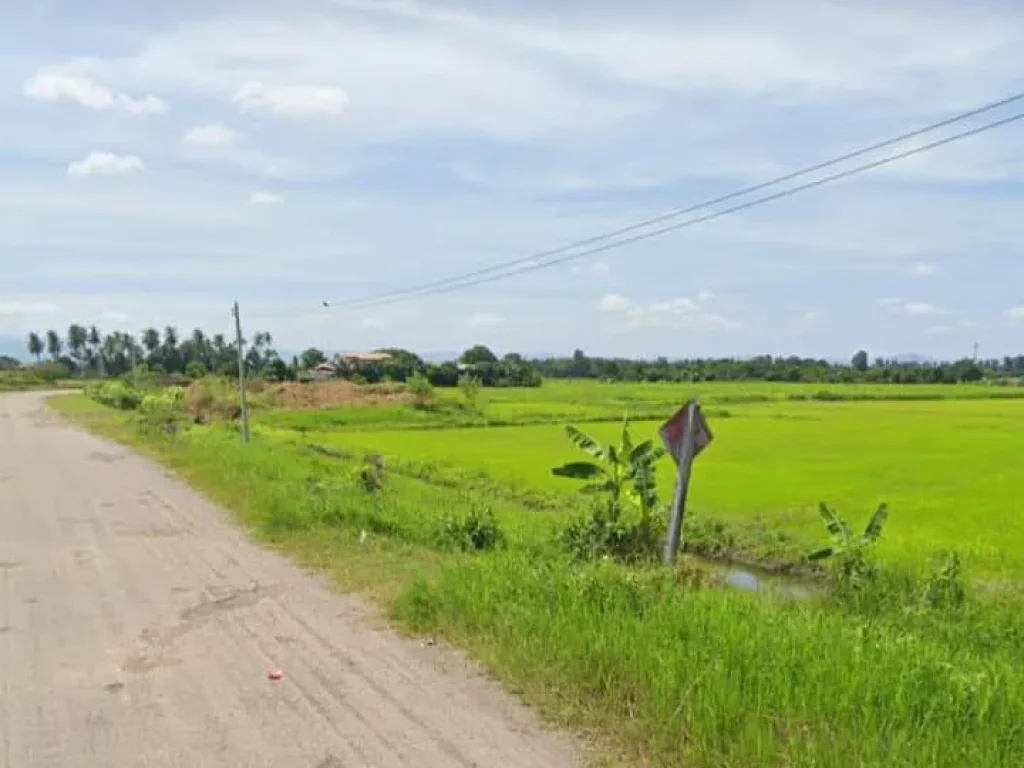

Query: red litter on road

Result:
[267,668,285,681]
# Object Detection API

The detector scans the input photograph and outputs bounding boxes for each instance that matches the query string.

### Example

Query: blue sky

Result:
[2,0,1023,360]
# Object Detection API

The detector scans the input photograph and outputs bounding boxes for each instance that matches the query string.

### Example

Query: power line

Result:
[255,94,1024,320]
[315,109,1024,314]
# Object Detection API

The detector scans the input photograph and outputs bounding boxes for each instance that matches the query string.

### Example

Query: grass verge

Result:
[49,393,1024,767]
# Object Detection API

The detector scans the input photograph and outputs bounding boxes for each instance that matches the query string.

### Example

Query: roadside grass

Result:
[49,392,1024,767]
[0,371,80,392]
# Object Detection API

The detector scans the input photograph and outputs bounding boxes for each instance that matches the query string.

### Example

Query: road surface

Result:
[0,392,579,767]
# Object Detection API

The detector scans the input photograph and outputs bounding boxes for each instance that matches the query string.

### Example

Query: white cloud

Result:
[1005,306,1024,320]
[598,294,630,311]
[24,72,167,114]
[183,124,241,147]
[250,191,283,205]
[909,262,937,277]
[233,81,350,117]
[696,290,715,302]
[360,317,388,329]
[467,312,504,326]
[903,302,943,316]
[67,152,145,177]
[0,300,57,316]
[882,299,950,317]
[617,294,739,331]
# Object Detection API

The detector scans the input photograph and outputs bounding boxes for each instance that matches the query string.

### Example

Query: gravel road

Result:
[0,392,579,767]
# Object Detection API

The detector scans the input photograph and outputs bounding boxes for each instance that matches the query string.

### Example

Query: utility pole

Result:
[232,301,251,444]
[973,342,979,362]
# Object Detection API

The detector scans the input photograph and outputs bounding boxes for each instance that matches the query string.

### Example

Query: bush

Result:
[136,387,186,435]
[88,381,143,410]
[406,372,434,408]
[185,360,208,379]
[562,501,663,563]
[438,506,505,552]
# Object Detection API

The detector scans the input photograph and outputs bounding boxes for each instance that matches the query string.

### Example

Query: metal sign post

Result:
[660,400,713,565]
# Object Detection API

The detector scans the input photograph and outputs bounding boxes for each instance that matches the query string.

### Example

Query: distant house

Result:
[310,362,338,380]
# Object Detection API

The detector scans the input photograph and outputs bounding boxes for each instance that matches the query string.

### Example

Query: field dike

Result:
[51,391,1024,767]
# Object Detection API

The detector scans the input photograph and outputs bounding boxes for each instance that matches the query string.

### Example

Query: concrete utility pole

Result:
[232,301,251,444]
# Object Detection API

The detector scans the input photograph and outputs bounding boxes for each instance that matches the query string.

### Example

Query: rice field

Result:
[269,384,1024,579]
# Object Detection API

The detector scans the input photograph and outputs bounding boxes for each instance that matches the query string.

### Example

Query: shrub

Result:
[438,506,505,552]
[458,373,482,411]
[562,501,663,563]
[136,387,186,436]
[89,381,143,410]
[184,360,208,379]
[354,455,386,494]
[406,372,434,408]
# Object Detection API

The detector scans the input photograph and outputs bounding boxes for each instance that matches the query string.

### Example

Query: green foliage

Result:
[88,381,144,410]
[460,344,498,365]
[354,455,386,494]
[130,388,186,439]
[552,417,665,519]
[561,500,662,562]
[808,503,889,595]
[921,551,967,611]
[438,506,505,552]
[553,418,667,561]
[184,360,208,379]
[457,373,482,411]
[405,371,434,408]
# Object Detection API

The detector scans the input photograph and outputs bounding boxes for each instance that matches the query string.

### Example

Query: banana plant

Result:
[808,502,889,561]
[552,417,665,518]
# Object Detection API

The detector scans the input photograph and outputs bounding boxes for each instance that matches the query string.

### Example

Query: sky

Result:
[1,0,1023,361]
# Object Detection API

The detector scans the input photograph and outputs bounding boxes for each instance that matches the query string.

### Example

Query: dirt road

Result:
[0,392,579,767]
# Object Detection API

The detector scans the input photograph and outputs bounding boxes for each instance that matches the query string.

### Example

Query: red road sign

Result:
[659,401,713,464]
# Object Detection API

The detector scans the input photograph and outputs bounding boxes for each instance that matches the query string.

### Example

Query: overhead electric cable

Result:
[254,93,1024,319]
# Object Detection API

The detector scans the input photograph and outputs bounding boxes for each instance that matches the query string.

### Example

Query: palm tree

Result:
[27,332,44,363]
[87,325,102,375]
[66,324,88,375]
[190,328,209,369]
[45,330,62,361]
[141,328,161,366]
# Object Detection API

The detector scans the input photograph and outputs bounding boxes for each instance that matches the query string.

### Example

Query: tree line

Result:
[23,325,284,380]
[19,328,1024,387]
[531,349,1024,385]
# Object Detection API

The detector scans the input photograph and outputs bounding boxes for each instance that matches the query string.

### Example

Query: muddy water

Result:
[710,561,818,599]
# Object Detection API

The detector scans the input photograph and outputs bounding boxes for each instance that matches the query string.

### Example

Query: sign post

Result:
[660,401,713,566]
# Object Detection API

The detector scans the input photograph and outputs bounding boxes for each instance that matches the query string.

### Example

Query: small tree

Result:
[552,417,666,560]
[808,502,889,593]
[851,350,869,372]
[406,371,434,408]
[458,373,481,411]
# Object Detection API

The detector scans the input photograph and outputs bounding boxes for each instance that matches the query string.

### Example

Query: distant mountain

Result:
[892,353,936,365]
[419,350,461,364]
